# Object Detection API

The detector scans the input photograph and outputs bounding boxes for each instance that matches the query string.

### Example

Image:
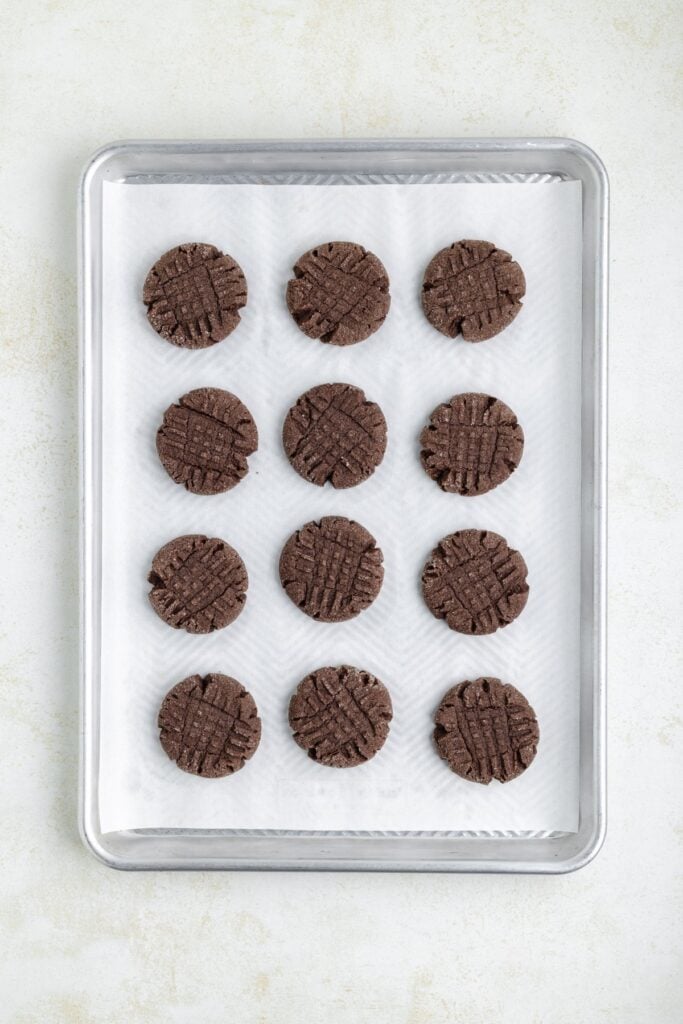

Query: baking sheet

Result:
[99,179,582,833]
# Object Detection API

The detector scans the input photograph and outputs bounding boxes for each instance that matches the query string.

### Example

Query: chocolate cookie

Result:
[158,673,261,778]
[156,387,258,495]
[288,665,392,768]
[282,383,387,488]
[286,241,390,346]
[420,392,524,495]
[421,240,525,342]
[422,529,529,634]
[434,677,539,784]
[279,516,383,622]
[148,534,247,633]
[143,242,247,348]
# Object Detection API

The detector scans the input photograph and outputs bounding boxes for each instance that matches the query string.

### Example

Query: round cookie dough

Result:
[288,665,393,768]
[148,534,248,634]
[282,382,387,488]
[279,516,383,622]
[143,242,247,348]
[158,673,261,778]
[421,528,529,635]
[286,241,390,346]
[434,677,539,784]
[156,387,258,495]
[420,392,524,496]
[421,239,526,342]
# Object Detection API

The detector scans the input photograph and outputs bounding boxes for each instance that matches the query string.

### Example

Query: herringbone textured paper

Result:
[99,179,582,832]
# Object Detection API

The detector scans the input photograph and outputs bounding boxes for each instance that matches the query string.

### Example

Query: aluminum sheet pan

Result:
[79,138,607,872]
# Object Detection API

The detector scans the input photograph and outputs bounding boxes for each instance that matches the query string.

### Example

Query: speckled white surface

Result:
[0,1,681,1021]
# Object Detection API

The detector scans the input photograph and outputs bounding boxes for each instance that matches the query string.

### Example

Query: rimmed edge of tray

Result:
[79,137,607,873]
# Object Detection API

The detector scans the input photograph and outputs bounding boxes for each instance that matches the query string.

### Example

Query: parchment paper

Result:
[98,178,582,833]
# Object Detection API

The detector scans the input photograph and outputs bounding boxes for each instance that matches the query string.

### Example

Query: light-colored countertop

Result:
[1,2,680,1021]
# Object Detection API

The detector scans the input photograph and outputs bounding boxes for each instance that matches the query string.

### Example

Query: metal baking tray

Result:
[79,138,607,872]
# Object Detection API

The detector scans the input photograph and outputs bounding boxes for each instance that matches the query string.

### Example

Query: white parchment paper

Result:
[99,179,582,833]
